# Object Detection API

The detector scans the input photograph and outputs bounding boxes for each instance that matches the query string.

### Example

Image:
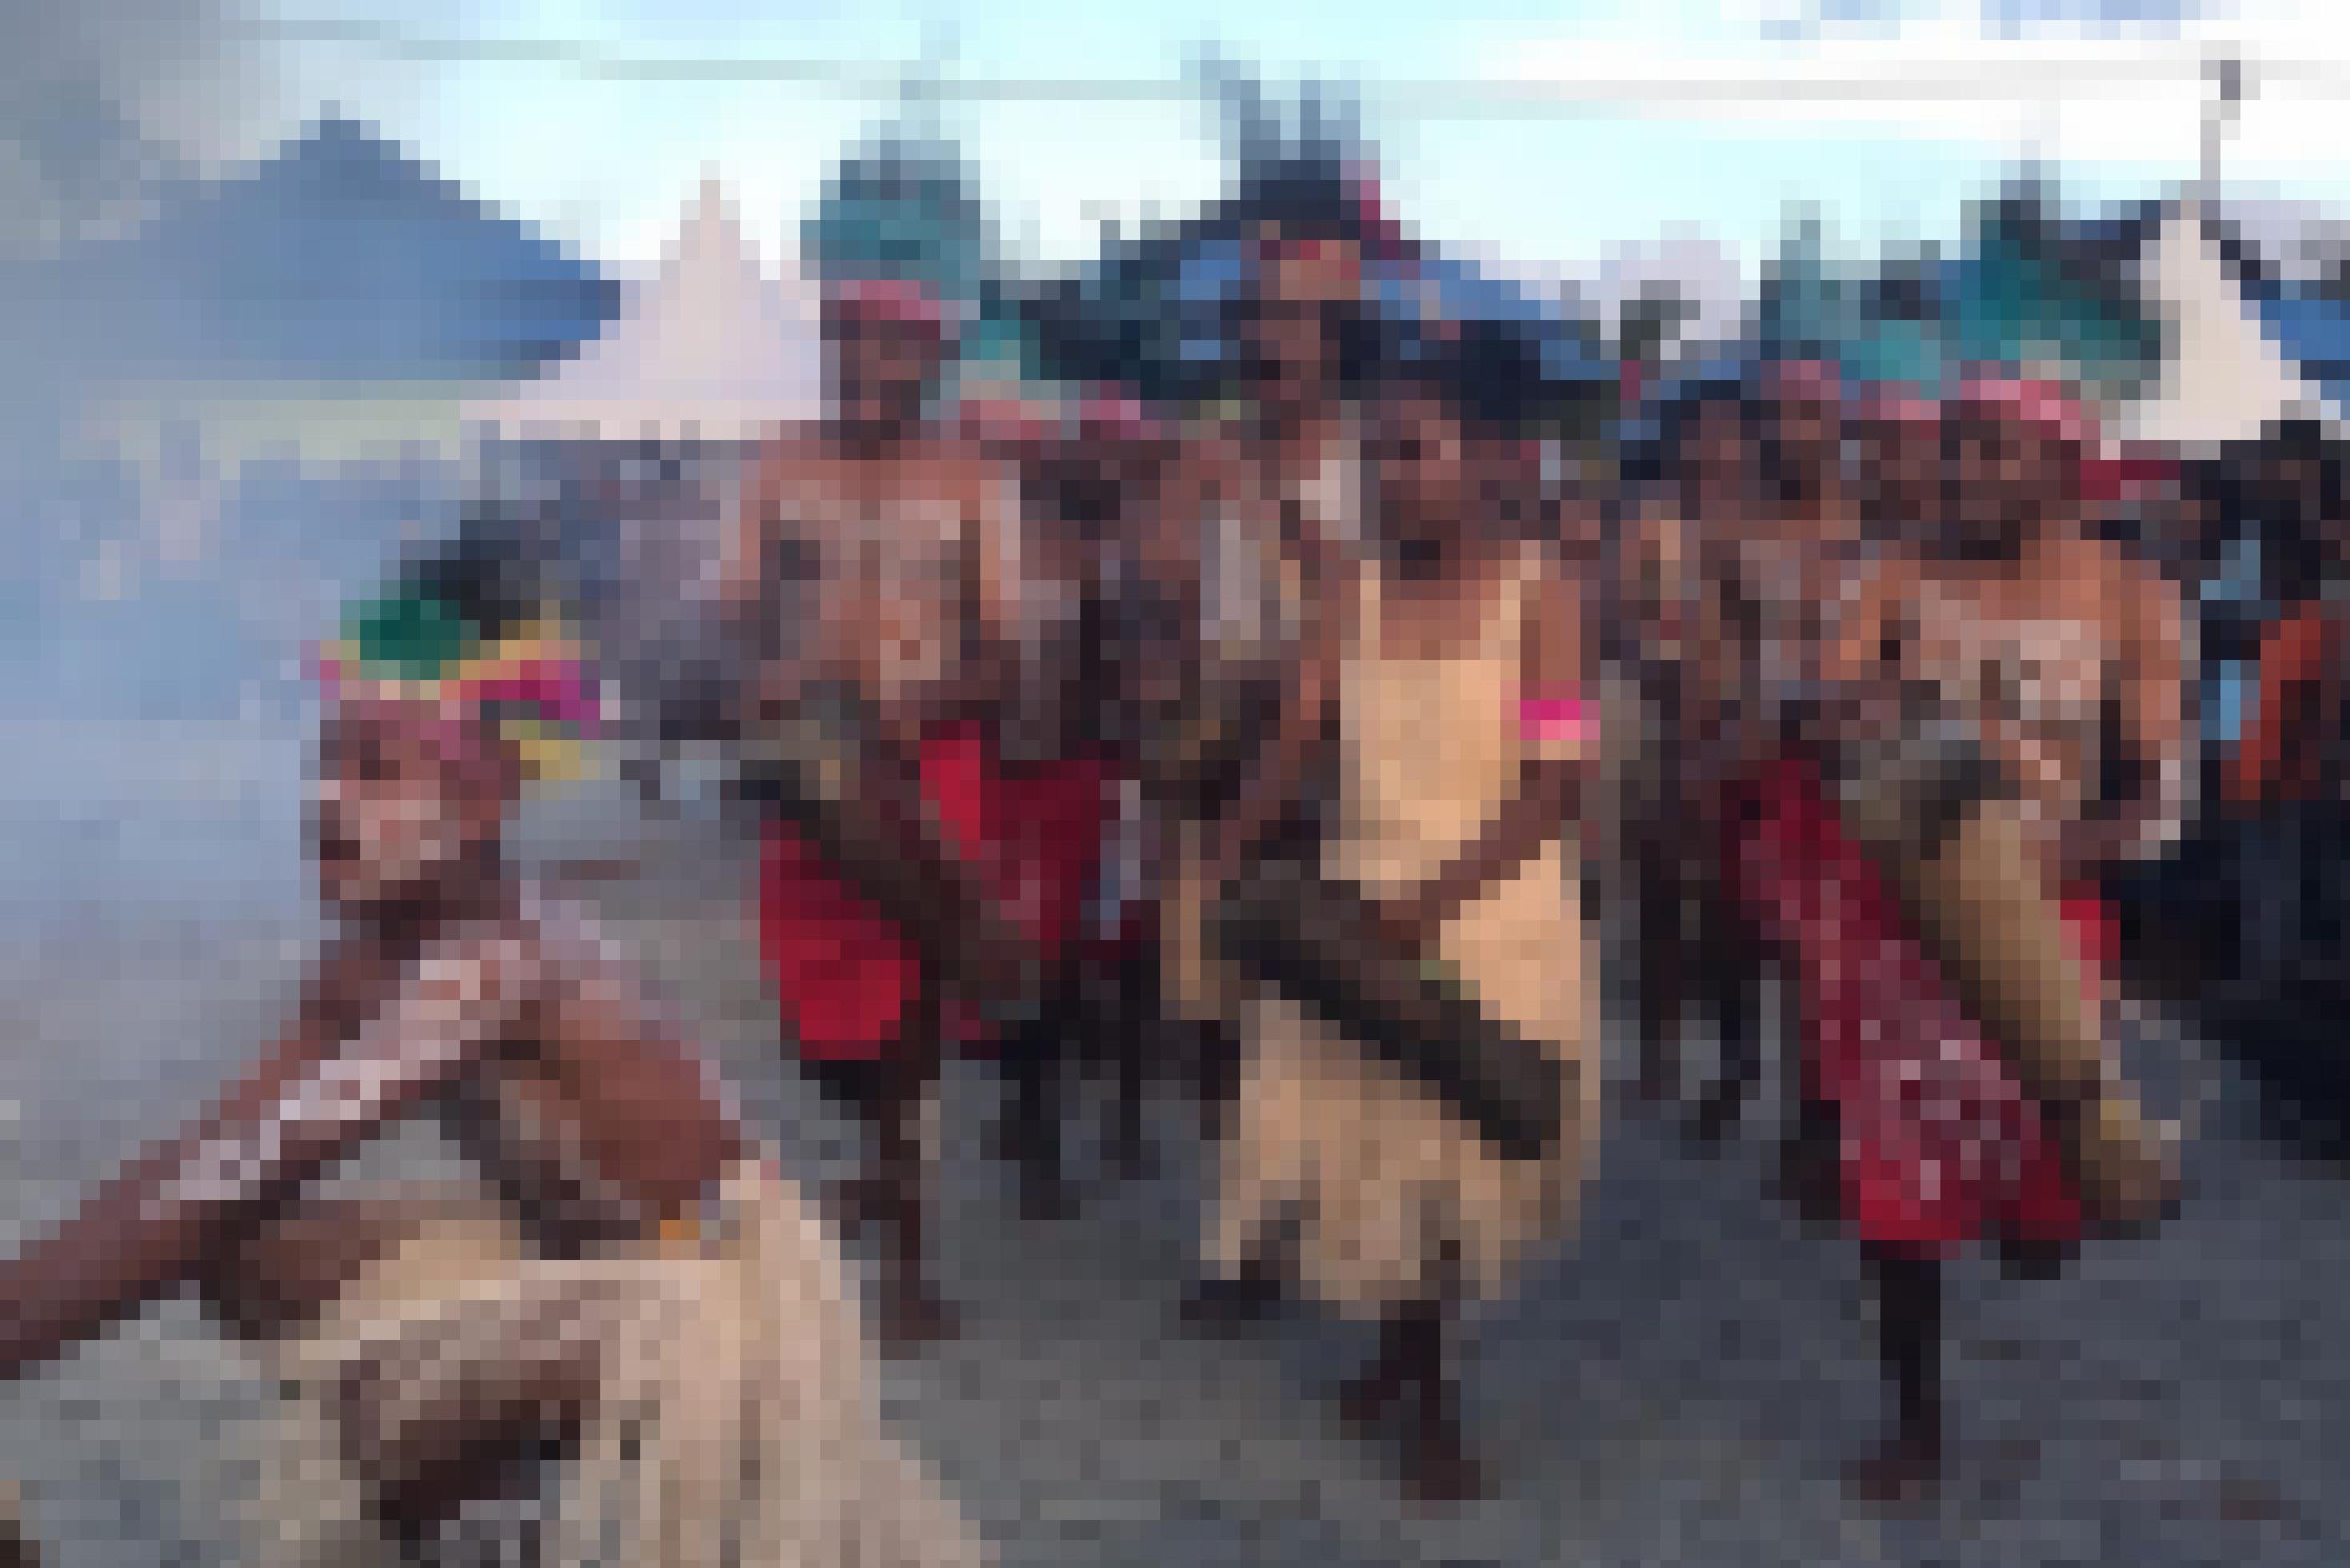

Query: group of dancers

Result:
[1,193,2192,1562]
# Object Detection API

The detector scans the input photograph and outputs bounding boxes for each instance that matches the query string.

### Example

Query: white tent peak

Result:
[466,173,823,440]
[2122,197,2325,451]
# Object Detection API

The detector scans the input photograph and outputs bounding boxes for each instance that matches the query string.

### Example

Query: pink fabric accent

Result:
[1854,386,1940,429]
[461,663,601,734]
[1953,370,2096,449]
[824,278,955,338]
[1518,691,1596,746]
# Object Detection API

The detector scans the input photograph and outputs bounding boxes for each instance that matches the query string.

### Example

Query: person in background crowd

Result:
[1850,385,1944,552]
[1662,358,1870,1145]
[1188,326,1603,1502]
[2221,424,2349,989]
[725,278,1040,1352]
[1154,198,1374,1166]
[1615,370,1771,1126]
[987,391,1179,1215]
[2216,422,2350,1143]
[2100,454,2244,1014]
[0,602,984,1568]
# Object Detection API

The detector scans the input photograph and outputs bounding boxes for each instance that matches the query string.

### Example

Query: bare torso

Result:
[741,433,1020,747]
[206,899,746,1342]
[1850,533,2180,875]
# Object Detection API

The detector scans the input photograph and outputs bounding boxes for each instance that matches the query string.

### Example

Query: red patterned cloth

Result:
[759,722,1111,1062]
[1719,754,2087,1257]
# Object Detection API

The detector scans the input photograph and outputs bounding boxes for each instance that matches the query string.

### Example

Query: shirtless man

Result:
[990,394,1187,1208]
[727,278,1061,1345]
[1143,207,1377,1151]
[1837,374,2190,905]
[1635,361,1868,1142]
[1,614,981,1566]
[1820,374,2188,1498]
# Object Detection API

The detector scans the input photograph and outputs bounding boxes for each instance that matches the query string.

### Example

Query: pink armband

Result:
[1518,690,1595,748]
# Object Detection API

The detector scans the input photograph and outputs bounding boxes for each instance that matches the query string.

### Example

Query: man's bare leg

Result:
[1851,1242,1945,1505]
[1000,970,1079,1222]
[198,1196,602,1545]
[1688,893,1771,1148]
[1339,1294,1484,1506]
[1104,947,1158,1182]
[875,989,959,1354]
[1635,827,1690,1109]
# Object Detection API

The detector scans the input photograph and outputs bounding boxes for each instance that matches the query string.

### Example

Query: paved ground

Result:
[5,776,2348,1566]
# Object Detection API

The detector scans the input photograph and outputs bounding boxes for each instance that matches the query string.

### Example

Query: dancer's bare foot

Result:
[1104,1127,1158,1183]
[1686,1083,1746,1149]
[980,1116,1018,1166]
[1844,1433,1942,1509]
[826,1174,891,1241]
[1402,1423,1488,1507]
[1019,1162,1078,1223]
[875,1284,962,1357]
[1630,1041,1678,1113]
[1335,1366,1406,1436]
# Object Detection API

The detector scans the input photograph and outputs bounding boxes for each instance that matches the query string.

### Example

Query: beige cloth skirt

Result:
[1207,839,1601,1316]
[262,1161,985,1568]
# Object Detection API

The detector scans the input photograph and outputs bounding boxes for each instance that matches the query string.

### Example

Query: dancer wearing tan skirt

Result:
[1,649,984,1568]
[1187,330,1599,1502]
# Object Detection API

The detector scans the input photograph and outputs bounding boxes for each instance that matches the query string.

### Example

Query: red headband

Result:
[1953,372,2095,449]
[1073,391,1163,446]
[825,278,955,338]
[1854,386,1940,430]
[1766,358,1842,402]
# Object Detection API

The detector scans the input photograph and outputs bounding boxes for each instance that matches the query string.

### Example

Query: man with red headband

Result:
[724,275,1019,1347]
[723,275,1139,1347]
[1845,373,2189,900]
[1800,368,2188,1497]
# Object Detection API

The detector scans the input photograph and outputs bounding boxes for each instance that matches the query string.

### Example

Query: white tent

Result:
[2121,200,2328,451]
[1585,228,1751,362]
[465,177,823,441]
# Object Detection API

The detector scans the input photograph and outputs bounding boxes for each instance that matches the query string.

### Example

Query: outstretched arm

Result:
[0,937,536,1382]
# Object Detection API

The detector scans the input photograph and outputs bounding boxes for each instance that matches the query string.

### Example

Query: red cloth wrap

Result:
[758,722,1111,1062]
[1719,755,2087,1257]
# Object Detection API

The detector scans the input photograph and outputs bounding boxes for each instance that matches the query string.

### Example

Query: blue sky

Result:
[253,0,2350,278]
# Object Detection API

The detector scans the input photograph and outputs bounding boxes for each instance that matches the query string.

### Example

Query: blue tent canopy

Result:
[2260,291,2350,413]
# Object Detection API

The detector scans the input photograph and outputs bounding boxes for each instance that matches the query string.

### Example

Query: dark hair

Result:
[1620,369,1756,487]
[1373,320,1543,439]
[1227,161,1371,249]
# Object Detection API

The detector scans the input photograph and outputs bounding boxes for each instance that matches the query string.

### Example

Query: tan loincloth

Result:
[262,1161,987,1568]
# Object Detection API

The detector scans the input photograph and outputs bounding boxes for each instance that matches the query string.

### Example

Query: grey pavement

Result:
[3,774,2345,1566]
